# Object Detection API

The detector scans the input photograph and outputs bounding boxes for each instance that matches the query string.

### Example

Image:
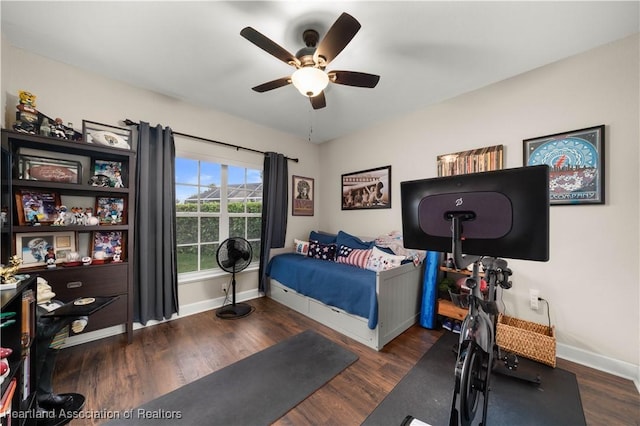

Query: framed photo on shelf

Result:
[15,190,61,225]
[292,175,314,216]
[341,165,391,210]
[82,120,131,150]
[90,159,127,188]
[91,231,125,260]
[18,155,82,184]
[523,125,605,205]
[95,196,126,225]
[15,231,76,269]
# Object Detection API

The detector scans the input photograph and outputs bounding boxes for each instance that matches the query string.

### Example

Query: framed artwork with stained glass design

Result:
[523,125,604,206]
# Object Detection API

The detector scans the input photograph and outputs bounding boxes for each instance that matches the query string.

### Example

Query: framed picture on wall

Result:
[341,165,391,210]
[292,176,314,216]
[523,125,605,205]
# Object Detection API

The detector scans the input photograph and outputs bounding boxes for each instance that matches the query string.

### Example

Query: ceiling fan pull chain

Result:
[308,108,313,143]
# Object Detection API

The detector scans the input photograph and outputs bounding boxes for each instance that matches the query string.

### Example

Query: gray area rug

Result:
[363,332,586,426]
[107,330,358,425]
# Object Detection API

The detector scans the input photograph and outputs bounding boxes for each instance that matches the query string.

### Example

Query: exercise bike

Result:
[447,213,540,426]
[399,165,550,426]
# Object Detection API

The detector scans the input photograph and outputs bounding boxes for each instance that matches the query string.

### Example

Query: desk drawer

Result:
[38,263,128,301]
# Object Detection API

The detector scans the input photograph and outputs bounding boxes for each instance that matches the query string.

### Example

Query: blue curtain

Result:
[420,251,440,328]
[258,152,288,292]
[134,122,178,324]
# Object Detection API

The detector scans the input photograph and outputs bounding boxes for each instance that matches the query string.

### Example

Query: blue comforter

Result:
[266,253,378,329]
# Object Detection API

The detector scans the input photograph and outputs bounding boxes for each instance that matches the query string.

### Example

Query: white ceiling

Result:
[2,1,638,143]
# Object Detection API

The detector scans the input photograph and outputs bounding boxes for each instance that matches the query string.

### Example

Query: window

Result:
[175,157,262,276]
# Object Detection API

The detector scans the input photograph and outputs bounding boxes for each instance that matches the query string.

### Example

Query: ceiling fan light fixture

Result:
[291,67,329,97]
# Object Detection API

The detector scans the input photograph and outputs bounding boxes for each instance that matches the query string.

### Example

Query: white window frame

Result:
[175,147,262,284]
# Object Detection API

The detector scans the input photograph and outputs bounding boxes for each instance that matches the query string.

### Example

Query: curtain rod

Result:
[123,119,299,163]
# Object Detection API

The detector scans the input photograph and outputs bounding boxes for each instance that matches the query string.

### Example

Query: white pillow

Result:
[365,246,405,272]
[294,238,309,256]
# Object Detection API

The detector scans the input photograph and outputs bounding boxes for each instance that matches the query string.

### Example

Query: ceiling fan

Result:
[240,12,380,109]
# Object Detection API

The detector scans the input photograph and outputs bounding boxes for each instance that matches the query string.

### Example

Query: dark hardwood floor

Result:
[53,297,639,426]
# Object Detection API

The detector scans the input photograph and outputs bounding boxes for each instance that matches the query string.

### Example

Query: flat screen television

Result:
[401,165,550,261]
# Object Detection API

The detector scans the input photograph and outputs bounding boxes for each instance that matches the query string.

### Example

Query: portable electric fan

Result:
[215,237,253,319]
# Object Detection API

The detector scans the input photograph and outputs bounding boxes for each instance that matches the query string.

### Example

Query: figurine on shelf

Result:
[0,256,23,284]
[45,247,56,269]
[39,117,52,137]
[109,203,120,224]
[67,207,77,225]
[51,118,67,139]
[65,122,75,140]
[52,205,67,226]
[113,169,124,188]
[26,203,41,226]
[13,90,39,134]
[112,246,123,263]
[76,207,86,226]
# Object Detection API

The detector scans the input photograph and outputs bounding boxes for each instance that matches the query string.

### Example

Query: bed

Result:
[266,231,424,350]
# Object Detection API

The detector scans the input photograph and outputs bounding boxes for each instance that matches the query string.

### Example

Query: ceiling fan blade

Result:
[240,27,301,67]
[252,77,292,92]
[310,92,326,110]
[329,71,380,88]
[314,12,361,65]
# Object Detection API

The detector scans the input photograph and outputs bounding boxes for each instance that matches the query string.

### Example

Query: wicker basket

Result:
[496,313,556,367]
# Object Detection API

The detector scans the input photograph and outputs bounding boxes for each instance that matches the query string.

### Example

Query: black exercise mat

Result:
[107,330,358,425]
[363,332,585,426]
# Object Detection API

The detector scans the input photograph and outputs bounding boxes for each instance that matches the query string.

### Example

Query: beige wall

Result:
[319,35,640,380]
[2,33,638,384]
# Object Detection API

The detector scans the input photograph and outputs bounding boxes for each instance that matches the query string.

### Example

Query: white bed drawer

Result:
[269,280,309,314]
[308,298,375,343]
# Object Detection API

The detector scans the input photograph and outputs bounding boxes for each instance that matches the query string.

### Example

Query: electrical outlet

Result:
[529,289,539,310]
[221,282,228,293]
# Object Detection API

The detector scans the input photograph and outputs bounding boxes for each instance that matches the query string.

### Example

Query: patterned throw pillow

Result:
[293,238,309,256]
[365,246,406,272]
[307,240,337,261]
[335,245,372,269]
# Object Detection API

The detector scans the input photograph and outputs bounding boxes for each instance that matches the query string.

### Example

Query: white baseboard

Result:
[557,342,640,393]
[61,288,261,348]
[61,293,640,394]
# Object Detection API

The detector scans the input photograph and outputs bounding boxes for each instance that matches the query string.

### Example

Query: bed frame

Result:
[267,246,424,351]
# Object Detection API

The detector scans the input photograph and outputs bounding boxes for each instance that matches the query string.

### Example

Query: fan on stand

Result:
[215,237,253,319]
